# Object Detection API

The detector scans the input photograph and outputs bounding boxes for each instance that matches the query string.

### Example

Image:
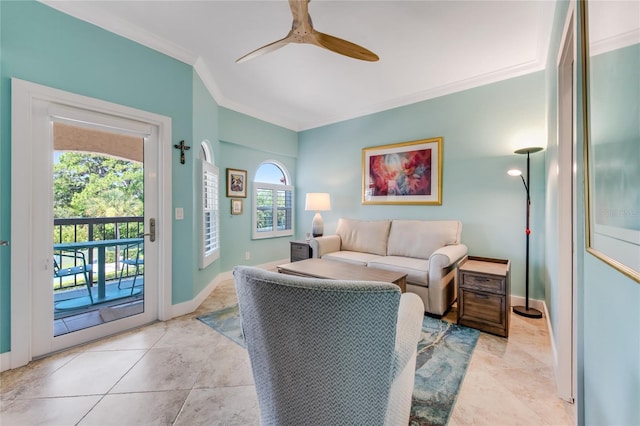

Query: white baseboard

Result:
[510,295,546,316]
[0,351,11,373]
[1,259,289,372]
[167,259,287,319]
[167,272,231,319]
[543,302,556,352]
[543,301,560,370]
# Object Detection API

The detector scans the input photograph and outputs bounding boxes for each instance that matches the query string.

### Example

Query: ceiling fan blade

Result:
[288,0,310,29]
[237,0,379,63]
[312,31,379,62]
[236,35,292,63]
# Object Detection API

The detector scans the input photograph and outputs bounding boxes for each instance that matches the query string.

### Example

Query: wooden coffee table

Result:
[277,258,407,293]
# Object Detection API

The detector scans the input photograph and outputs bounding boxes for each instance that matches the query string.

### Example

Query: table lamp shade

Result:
[305,193,331,237]
[305,193,331,211]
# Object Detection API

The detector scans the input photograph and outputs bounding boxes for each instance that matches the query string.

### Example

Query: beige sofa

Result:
[309,218,468,316]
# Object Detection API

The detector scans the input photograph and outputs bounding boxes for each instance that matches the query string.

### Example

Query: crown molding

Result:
[37,0,553,133]
[300,58,545,131]
[39,1,197,65]
[39,1,302,131]
[192,57,225,105]
[215,96,302,132]
[590,28,640,56]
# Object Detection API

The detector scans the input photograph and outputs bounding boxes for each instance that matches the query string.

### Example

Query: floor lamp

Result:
[508,146,543,319]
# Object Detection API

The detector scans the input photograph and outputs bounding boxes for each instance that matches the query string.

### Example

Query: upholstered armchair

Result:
[233,266,424,426]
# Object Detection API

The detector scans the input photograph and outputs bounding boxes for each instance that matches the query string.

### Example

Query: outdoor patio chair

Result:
[53,251,94,304]
[117,242,144,295]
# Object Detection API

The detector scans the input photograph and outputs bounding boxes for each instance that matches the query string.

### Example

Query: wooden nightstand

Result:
[457,256,511,337]
[290,240,312,262]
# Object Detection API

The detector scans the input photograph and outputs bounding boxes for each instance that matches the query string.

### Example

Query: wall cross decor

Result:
[174,140,191,164]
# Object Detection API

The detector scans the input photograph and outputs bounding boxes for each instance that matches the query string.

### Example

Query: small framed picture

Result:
[231,199,243,215]
[226,168,247,198]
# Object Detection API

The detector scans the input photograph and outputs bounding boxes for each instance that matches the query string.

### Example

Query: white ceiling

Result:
[42,1,557,131]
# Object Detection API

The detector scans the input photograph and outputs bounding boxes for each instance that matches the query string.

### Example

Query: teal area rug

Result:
[197,305,479,426]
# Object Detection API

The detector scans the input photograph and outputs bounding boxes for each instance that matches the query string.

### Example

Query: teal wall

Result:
[298,72,547,302]
[0,0,191,352]
[219,107,298,156]
[218,108,298,270]
[192,71,222,295]
[0,1,296,354]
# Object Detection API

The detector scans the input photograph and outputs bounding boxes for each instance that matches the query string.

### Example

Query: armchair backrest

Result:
[233,266,401,425]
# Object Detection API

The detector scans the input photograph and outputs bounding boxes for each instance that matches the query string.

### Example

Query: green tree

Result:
[83,188,142,217]
[54,152,143,218]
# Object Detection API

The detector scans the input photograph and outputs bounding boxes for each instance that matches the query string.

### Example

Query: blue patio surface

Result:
[54,277,143,320]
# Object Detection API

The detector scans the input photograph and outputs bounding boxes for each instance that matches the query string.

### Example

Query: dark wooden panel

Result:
[457,256,511,338]
[290,241,311,262]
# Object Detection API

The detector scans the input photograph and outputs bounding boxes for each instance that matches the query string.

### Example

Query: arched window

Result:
[253,161,294,239]
[200,141,219,268]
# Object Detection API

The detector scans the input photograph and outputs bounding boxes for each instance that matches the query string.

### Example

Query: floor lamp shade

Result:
[510,146,543,319]
[305,193,331,237]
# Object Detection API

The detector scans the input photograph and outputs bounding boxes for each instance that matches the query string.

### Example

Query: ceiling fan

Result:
[236,0,379,63]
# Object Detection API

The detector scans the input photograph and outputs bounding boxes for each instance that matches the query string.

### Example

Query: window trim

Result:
[252,161,294,240]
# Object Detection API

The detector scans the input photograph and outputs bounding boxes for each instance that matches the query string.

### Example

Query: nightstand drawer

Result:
[290,241,311,262]
[459,289,505,325]
[460,272,505,295]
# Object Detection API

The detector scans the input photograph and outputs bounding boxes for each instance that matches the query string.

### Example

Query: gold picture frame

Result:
[226,168,247,198]
[580,0,639,283]
[362,137,443,205]
[231,199,243,215]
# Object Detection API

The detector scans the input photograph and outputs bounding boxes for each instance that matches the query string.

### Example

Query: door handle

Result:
[0,240,9,246]
[142,218,156,242]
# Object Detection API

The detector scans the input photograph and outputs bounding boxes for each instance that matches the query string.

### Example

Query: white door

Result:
[11,79,172,365]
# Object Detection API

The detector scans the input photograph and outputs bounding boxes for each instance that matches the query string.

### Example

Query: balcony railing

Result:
[53,216,144,292]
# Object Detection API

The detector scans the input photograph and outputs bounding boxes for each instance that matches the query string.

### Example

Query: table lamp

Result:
[305,193,331,237]
[508,146,543,319]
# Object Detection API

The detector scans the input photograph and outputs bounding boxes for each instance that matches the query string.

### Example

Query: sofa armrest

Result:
[429,243,468,269]
[426,244,468,315]
[391,293,424,378]
[309,235,342,258]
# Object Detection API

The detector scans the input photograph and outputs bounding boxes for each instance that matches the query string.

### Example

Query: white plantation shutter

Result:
[201,158,220,268]
[253,183,294,239]
[252,162,294,239]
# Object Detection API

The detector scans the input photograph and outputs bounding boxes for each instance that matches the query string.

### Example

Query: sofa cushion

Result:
[368,256,429,286]
[387,220,461,260]
[336,218,391,256]
[322,251,385,267]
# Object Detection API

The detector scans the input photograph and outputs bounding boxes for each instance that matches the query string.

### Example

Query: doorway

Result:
[556,7,577,405]
[52,123,147,336]
[10,79,172,366]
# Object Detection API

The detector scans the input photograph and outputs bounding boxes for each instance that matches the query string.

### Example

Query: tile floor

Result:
[1,278,575,425]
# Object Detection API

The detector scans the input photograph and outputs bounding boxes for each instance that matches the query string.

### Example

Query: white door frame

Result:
[10,78,172,368]
[555,3,577,406]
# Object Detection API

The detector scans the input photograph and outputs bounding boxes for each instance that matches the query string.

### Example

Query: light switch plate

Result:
[175,207,184,220]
